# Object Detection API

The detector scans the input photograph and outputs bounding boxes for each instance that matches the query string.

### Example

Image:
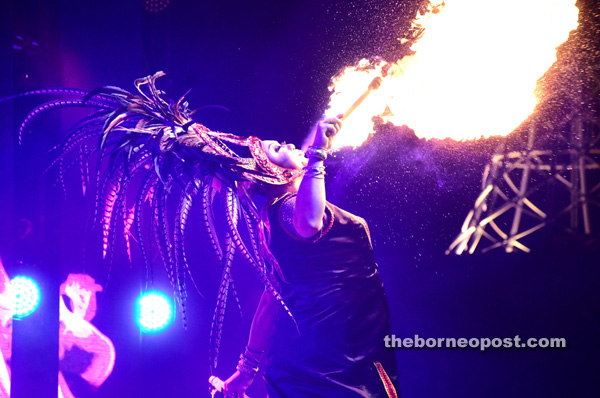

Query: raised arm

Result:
[293,116,342,238]
[222,289,280,396]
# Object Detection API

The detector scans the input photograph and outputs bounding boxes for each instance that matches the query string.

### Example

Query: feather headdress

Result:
[17,71,302,369]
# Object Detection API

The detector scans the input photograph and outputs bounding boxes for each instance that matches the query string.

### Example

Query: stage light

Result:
[11,276,41,319]
[143,0,170,13]
[136,291,173,333]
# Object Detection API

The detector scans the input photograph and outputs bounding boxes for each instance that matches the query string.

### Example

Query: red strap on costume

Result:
[374,361,399,398]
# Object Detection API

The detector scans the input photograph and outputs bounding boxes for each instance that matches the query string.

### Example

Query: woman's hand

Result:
[223,370,254,397]
[312,115,343,149]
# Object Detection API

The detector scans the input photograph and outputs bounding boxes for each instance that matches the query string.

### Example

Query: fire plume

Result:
[326,0,579,148]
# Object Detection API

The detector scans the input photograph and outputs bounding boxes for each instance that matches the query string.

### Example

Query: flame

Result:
[326,0,579,147]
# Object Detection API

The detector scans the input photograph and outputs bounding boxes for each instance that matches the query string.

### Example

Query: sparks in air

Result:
[325,0,580,148]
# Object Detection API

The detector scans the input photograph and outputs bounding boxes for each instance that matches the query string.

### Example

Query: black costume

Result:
[263,193,399,397]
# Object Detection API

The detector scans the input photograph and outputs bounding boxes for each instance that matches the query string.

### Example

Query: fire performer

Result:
[15,71,397,397]
[219,116,398,398]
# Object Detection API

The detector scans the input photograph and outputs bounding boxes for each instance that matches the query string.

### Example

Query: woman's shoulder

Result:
[267,193,335,243]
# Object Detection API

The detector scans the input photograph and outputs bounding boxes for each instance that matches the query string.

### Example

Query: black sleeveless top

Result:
[263,193,398,398]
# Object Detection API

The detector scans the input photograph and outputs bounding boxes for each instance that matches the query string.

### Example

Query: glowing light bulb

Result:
[136,291,173,333]
[11,276,41,319]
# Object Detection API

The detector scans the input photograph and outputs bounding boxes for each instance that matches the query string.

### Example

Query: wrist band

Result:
[305,146,328,161]
[237,353,260,378]
[302,165,326,179]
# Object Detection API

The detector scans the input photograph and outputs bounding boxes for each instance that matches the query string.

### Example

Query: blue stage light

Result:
[11,276,41,319]
[136,291,173,333]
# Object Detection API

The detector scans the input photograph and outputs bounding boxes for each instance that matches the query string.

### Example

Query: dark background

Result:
[1,0,599,397]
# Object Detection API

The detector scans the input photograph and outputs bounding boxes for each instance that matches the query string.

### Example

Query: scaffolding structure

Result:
[447,112,600,254]
[448,34,600,254]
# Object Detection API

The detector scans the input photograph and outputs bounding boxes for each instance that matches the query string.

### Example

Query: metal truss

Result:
[448,108,600,255]
[448,11,600,255]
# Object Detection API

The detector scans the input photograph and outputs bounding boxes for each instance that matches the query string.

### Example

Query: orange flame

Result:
[326,0,579,148]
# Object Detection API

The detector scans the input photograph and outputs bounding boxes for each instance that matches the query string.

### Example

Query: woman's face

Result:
[261,140,307,170]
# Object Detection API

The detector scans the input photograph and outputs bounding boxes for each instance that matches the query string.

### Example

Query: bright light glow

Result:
[11,276,41,319]
[136,291,173,333]
[326,0,579,146]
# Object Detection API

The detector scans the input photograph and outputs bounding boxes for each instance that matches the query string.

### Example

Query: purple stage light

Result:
[11,276,41,319]
[143,0,170,13]
[135,291,173,333]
